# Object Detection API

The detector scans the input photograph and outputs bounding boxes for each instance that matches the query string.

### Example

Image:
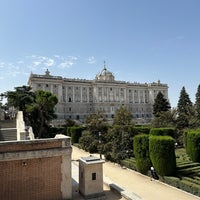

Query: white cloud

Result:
[33,61,41,66]
[87,56,96,64]
[59,56,78,69]
[44,58,55,67]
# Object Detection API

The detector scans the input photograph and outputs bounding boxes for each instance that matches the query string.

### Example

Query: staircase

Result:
[0,119,17,141]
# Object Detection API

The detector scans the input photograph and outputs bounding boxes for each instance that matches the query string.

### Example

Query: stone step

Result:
[0,119,16,129]
[0,129,17,141]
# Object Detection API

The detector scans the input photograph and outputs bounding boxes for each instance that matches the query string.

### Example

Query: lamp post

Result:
[98,131,102,159]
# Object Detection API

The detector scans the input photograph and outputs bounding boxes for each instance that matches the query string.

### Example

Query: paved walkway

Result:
[72,146,200,200]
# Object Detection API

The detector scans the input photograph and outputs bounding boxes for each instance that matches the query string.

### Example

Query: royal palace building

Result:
[28,64,169,124]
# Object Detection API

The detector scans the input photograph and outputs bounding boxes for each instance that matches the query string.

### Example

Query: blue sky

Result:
[0,0,200,108]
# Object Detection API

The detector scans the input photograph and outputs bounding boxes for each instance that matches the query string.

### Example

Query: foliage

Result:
[104,125,134,163]
[149,135,176,176]
[133,134,151,174]
[113,106,133,126]
[150,127,176,138]
[70,126,83,144]
[153,91,171,117]
[177,86,193,115]
[194,84,200,126]
[132,126,150,135]
[186,129,200,162]
[5,85,35,120]
[151,110,177,128]
[26,90,58,138]
[79,130,99,153]
[85,110,108,135]
[121,158,137,171]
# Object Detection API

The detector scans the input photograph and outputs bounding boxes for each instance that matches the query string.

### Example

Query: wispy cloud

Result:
[0,54,80,85]
[59,56,78,68]
[87,56,96,64]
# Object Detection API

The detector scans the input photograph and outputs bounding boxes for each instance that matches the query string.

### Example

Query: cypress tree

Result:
[153,91,171,117]
[195,84,200,121]
[177,86,192,115]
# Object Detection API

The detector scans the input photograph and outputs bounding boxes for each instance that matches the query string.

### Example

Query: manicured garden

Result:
[121,147,200,197]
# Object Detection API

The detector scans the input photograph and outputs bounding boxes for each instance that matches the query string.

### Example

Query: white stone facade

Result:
[28,65,169,123]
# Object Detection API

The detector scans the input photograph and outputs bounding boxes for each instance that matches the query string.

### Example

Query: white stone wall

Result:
[28,71,168,123]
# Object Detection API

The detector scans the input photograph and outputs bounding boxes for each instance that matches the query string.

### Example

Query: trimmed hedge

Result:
[186,129,200,162]
[133,134,151,174]
[150,127,176,138]
[162,176,200,197]
[149,136,176,176]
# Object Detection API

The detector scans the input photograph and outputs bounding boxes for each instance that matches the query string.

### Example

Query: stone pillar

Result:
[79,155,105,199]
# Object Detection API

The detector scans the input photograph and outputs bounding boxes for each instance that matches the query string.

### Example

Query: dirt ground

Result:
[72,145,200,200]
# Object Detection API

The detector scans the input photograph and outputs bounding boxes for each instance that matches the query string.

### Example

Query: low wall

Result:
[0,135,72,200]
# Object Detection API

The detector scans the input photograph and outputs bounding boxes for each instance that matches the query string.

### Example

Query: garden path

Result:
[72,146,200,200]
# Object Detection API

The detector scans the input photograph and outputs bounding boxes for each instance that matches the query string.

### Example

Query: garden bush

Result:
[133,126,150,135]
[150,127,176,138]
[133,134,151,174]
[70,126,83,144]
[149,135,176,176]
[186,129,200,162]
[121,158,137,171]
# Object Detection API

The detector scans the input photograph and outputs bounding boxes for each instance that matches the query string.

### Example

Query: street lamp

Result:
[98,131,102,159]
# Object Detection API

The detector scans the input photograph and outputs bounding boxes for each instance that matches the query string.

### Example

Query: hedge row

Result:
[185,129,200,162]
[150,127,176,138]
[149,135,176,176]
[162,176,200,197]
[132,129,176,176]
[133,134,151,174]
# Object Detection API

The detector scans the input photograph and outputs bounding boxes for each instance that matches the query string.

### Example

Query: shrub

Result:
[186,129,200,162]
[66,127,72,136]
[149,136,176,176]
[150,128,176,138]
[133,134,151,174]
[179,180,200,197]
[121,158,137,171]
[79,130,93,151]
[70,126,83,144]
[133,126,151,135]
[163,176,180,188]
[183,130,188,150]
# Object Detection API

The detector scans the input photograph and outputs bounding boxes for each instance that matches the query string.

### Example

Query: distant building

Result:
[28,63,169,124]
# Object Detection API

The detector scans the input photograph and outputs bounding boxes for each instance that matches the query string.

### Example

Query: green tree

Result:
[26,90,58,138]
[5,85,35,120]
[85,110,108,135]
[151,109,176,128]
[153,91,171,117]
[177,86,193,115]
[113,106,133,126]
[176,87,194,130]
[194,84,200,125]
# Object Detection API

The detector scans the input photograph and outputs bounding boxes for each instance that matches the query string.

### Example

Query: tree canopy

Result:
[26,90,58,138]
[153,91,171,117]
[177,86,193,115]
[113,106,133,126]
